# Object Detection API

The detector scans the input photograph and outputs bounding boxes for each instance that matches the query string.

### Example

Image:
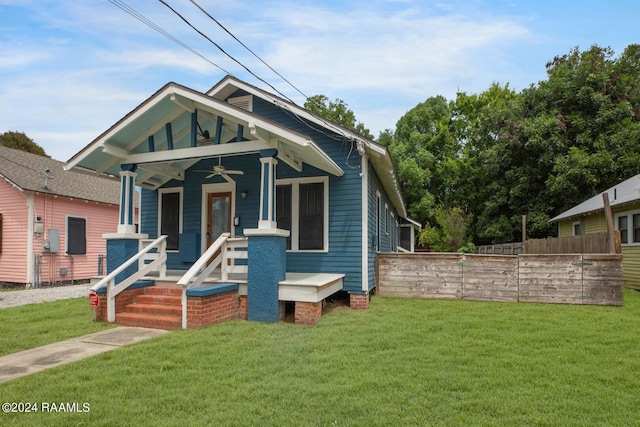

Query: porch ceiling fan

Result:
[196,157,244,183]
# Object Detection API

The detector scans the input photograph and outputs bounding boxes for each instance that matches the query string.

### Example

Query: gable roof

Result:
[65,82,344,190]
[0,144,120,205]
[207,76,407,218]
[549,174,640,222]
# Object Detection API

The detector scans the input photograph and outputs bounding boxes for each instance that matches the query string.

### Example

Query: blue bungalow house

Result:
[66,76,415,328]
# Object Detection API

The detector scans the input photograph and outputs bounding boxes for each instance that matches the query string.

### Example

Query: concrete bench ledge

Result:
[186,283,239,297]
[279,273,345,303]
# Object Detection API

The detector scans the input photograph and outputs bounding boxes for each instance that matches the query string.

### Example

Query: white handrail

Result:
[177,232,230,287]
[178,232,230,329]
[90,235,168,323]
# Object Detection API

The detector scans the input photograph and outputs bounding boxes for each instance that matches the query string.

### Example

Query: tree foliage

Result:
[304,95,374,139]
[388,44,640,245]
[0,131,48,157]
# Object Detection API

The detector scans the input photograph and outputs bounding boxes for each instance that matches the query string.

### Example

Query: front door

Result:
[207,192,232,246]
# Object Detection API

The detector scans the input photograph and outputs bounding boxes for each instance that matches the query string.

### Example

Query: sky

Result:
[0,0,638,162]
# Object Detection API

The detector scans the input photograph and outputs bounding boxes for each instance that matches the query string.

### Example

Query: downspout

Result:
[25,192,35,288]
[360,151,369,293]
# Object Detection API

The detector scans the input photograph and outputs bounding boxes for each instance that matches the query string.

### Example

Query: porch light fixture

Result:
[241,191,248,199]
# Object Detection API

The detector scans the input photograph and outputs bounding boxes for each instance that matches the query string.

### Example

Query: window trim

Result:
[158,187,183,252]
[391,212,396,252]
[385,203,389,236]
[376,190,381,252]
[615,209,640,246]
[572,221,582,236]
[276,176,329,253]
[66,215,87,255]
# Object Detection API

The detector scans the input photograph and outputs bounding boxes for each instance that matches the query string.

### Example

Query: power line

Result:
[108,0,364,147]
[187,0,309,100]
[108,0,232,75]
[157,0,295,103]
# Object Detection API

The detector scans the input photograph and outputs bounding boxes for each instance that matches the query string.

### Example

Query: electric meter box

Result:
[43,228,59,253]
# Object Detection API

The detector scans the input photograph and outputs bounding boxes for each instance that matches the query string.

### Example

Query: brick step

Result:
[116,312,182,331]
[144,286,182,295]
[125,303,182,316]
[136,294,182,306]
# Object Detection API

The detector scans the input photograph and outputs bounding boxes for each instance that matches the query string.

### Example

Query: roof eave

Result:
[208,76,405,215]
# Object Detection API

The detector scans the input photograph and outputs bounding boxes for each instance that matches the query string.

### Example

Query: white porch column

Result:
[258,149,278,229]
[245,149,290,322]
[117,164,137,235]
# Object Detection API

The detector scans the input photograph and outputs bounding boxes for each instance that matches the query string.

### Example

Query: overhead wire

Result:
[187,0,309,101]
[108,0,368,168]
[157,0,296,103]
[107,0,232,75]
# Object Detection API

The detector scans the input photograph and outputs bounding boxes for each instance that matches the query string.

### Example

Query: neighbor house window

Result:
[276,177,328,251]
[618,216,628,244]
[67,216,86,255]
[572,221,582,236]
[159,188,183,251]
[616,210,640,245]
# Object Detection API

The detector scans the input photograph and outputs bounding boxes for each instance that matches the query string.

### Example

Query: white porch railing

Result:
[177,233,248,329]
[90,235,168,323]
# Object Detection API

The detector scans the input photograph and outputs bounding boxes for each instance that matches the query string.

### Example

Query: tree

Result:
[0,131,48,157]
[387,96,461,226]
[304,95,374,139]
[418,205,473,252]
[390,44,640,246]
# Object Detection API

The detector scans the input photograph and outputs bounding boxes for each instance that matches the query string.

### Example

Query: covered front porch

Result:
[67,82,352,329]
[91,228,345,330]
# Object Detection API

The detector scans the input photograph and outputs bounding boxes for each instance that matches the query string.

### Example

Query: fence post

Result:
[602,193,616,254]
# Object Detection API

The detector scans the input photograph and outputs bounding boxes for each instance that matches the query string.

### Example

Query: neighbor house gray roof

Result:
[0,144,120,205]
[549,174,640,222]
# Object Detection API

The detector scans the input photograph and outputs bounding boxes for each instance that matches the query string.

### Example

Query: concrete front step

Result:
[115,312,182,330]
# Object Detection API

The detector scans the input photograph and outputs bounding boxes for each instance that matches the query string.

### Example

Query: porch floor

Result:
[143,270,344,303]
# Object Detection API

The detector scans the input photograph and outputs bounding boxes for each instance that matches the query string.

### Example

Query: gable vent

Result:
[227,95,253,112]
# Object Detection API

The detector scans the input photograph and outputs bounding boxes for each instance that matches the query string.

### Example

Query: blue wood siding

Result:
[252,95,365,293]
[367,162,400,292]
[139,91,403,295]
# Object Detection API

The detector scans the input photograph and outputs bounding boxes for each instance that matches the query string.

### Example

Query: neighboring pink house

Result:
[0,145,126,288]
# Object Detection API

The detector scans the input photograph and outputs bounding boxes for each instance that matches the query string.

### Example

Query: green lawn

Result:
[1,290,640,426]
[0,297,114,356]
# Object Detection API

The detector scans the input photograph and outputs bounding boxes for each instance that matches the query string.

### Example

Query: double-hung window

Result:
[615,210,640,245]
[276,177,328,251]
[159,188,183,251]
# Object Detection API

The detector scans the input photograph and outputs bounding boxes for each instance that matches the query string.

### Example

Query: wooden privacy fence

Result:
[476,232,621,255]
[377,253,623,305]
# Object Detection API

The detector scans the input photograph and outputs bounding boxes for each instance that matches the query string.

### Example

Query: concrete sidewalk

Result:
[0,327,169,383]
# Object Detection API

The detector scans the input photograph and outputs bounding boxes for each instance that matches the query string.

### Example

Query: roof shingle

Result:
[0,145,120,205]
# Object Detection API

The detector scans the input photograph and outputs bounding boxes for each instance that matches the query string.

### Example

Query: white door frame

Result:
[201,182,236,252]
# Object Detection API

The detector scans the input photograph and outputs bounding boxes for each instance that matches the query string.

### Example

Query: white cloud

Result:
[1,0,540,158]
[262,6,529,95]
[227,3,531,135]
